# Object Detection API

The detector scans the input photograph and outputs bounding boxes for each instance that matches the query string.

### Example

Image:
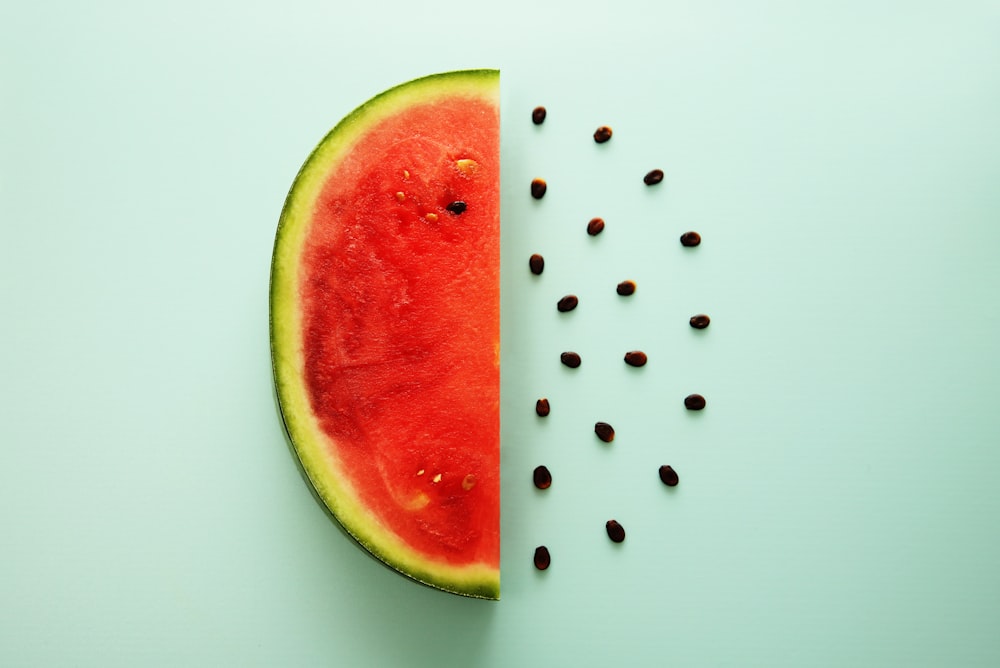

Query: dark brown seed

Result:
[560,352,581,368]
[680,231,701,247]
[643,169,664,186]
[616,280,635,296]
[531,178,547,199]
[534,545,551,570]
[533,465,552,490]
[606,519,626,543]
[557,295,579,312]
[587,217,605,236]
[685,394,707,411]
[535,398,550,417]
[532,106,547,125]
[690,314,711,329]
[659,465,679,487]
[595,422,615,442]
[593,125,613,143]
[529,254,545,275]
[445,200,467,214]
[624,351,647,367]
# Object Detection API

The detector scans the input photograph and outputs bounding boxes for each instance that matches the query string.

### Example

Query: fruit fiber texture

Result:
[270,70,500,599]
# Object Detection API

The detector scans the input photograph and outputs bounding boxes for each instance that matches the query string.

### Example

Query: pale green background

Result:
[3,1,999,666]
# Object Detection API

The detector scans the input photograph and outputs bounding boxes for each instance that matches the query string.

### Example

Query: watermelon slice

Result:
[269,70,500,599]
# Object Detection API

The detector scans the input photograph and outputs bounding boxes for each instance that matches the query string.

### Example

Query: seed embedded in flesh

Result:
[680,231,701,247]
[425,213,438,223]
[560,352,581,368]
[685,394,707,411]
[536,398,551,417]
[446,200,467,214]
[606,520,626,543]
[557,295,579,312]
[534,546,551,570]
[593,125,613,143]
[462,474,477,491]
[658,465,679,487]
[643,169,664,186]
[531,178,548,199]
[529,254,545,275]
[690,314,711,329]
[616,280,636,296]
[532,106,547,125]
[624,351,647,367]
[533,465,552,490]
[587,217,605,236]
[595,422,615,442]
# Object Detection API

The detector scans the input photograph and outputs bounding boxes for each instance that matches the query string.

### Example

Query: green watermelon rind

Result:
[269,69,500,600]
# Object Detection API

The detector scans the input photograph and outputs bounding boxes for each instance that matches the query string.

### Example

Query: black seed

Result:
[690,314,711,329]
[535,398,550,417]
[643,169,664,186]
[445,200,467,214]
[534,545,551,570]
[680,231,701,247]
[531,178,547,199]
[606,519,626,543]
[557,295,579,312]
[587,217,605,236]
[532,106,547,125]
[624,351,647,367]
[659,465,679,487]
[593,125,613,143]
[533,465,552,490]
[529,254,545,275]
[616,280,636,296]
[560,352,581,368]
[595,422,615,443]
[684,394,706,411]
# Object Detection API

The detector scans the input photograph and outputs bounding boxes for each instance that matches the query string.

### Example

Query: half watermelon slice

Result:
[270,70,500,598]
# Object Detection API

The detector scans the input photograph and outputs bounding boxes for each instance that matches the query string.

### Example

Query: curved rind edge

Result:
[269,69,501,600]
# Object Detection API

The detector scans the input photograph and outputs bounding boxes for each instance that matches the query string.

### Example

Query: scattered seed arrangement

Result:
[528,105,711,572]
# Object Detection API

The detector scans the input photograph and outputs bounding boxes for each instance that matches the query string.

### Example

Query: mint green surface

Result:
[2,2,999,666]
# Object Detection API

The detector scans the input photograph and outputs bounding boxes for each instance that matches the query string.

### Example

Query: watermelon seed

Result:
[680,231,702,247]
[446,200,467,214]
[587,217,605,236]
[536,398,551,417]
[531,178,547,199]
[690,314,711,329]
[416,469,425,476]
[533,465,552,490]
[685,394,707,411]
[616,280,636,296]
[606,520,626,543]
[643,169,664,186]
[529,254,545,275]
[394,191,405,202]
[462,474,477,491]
[594,422,615,443]
[624,351,647,367]
[455,159,479,176]
[557,295,579,312]
[532,106,547,125]
[432,473,443,483]
[659,465,679,487]
[593,126,613,143]
[560,352,581,368]
[534,546,551,570]
[425,213,439,223]
[402,169,410,179]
